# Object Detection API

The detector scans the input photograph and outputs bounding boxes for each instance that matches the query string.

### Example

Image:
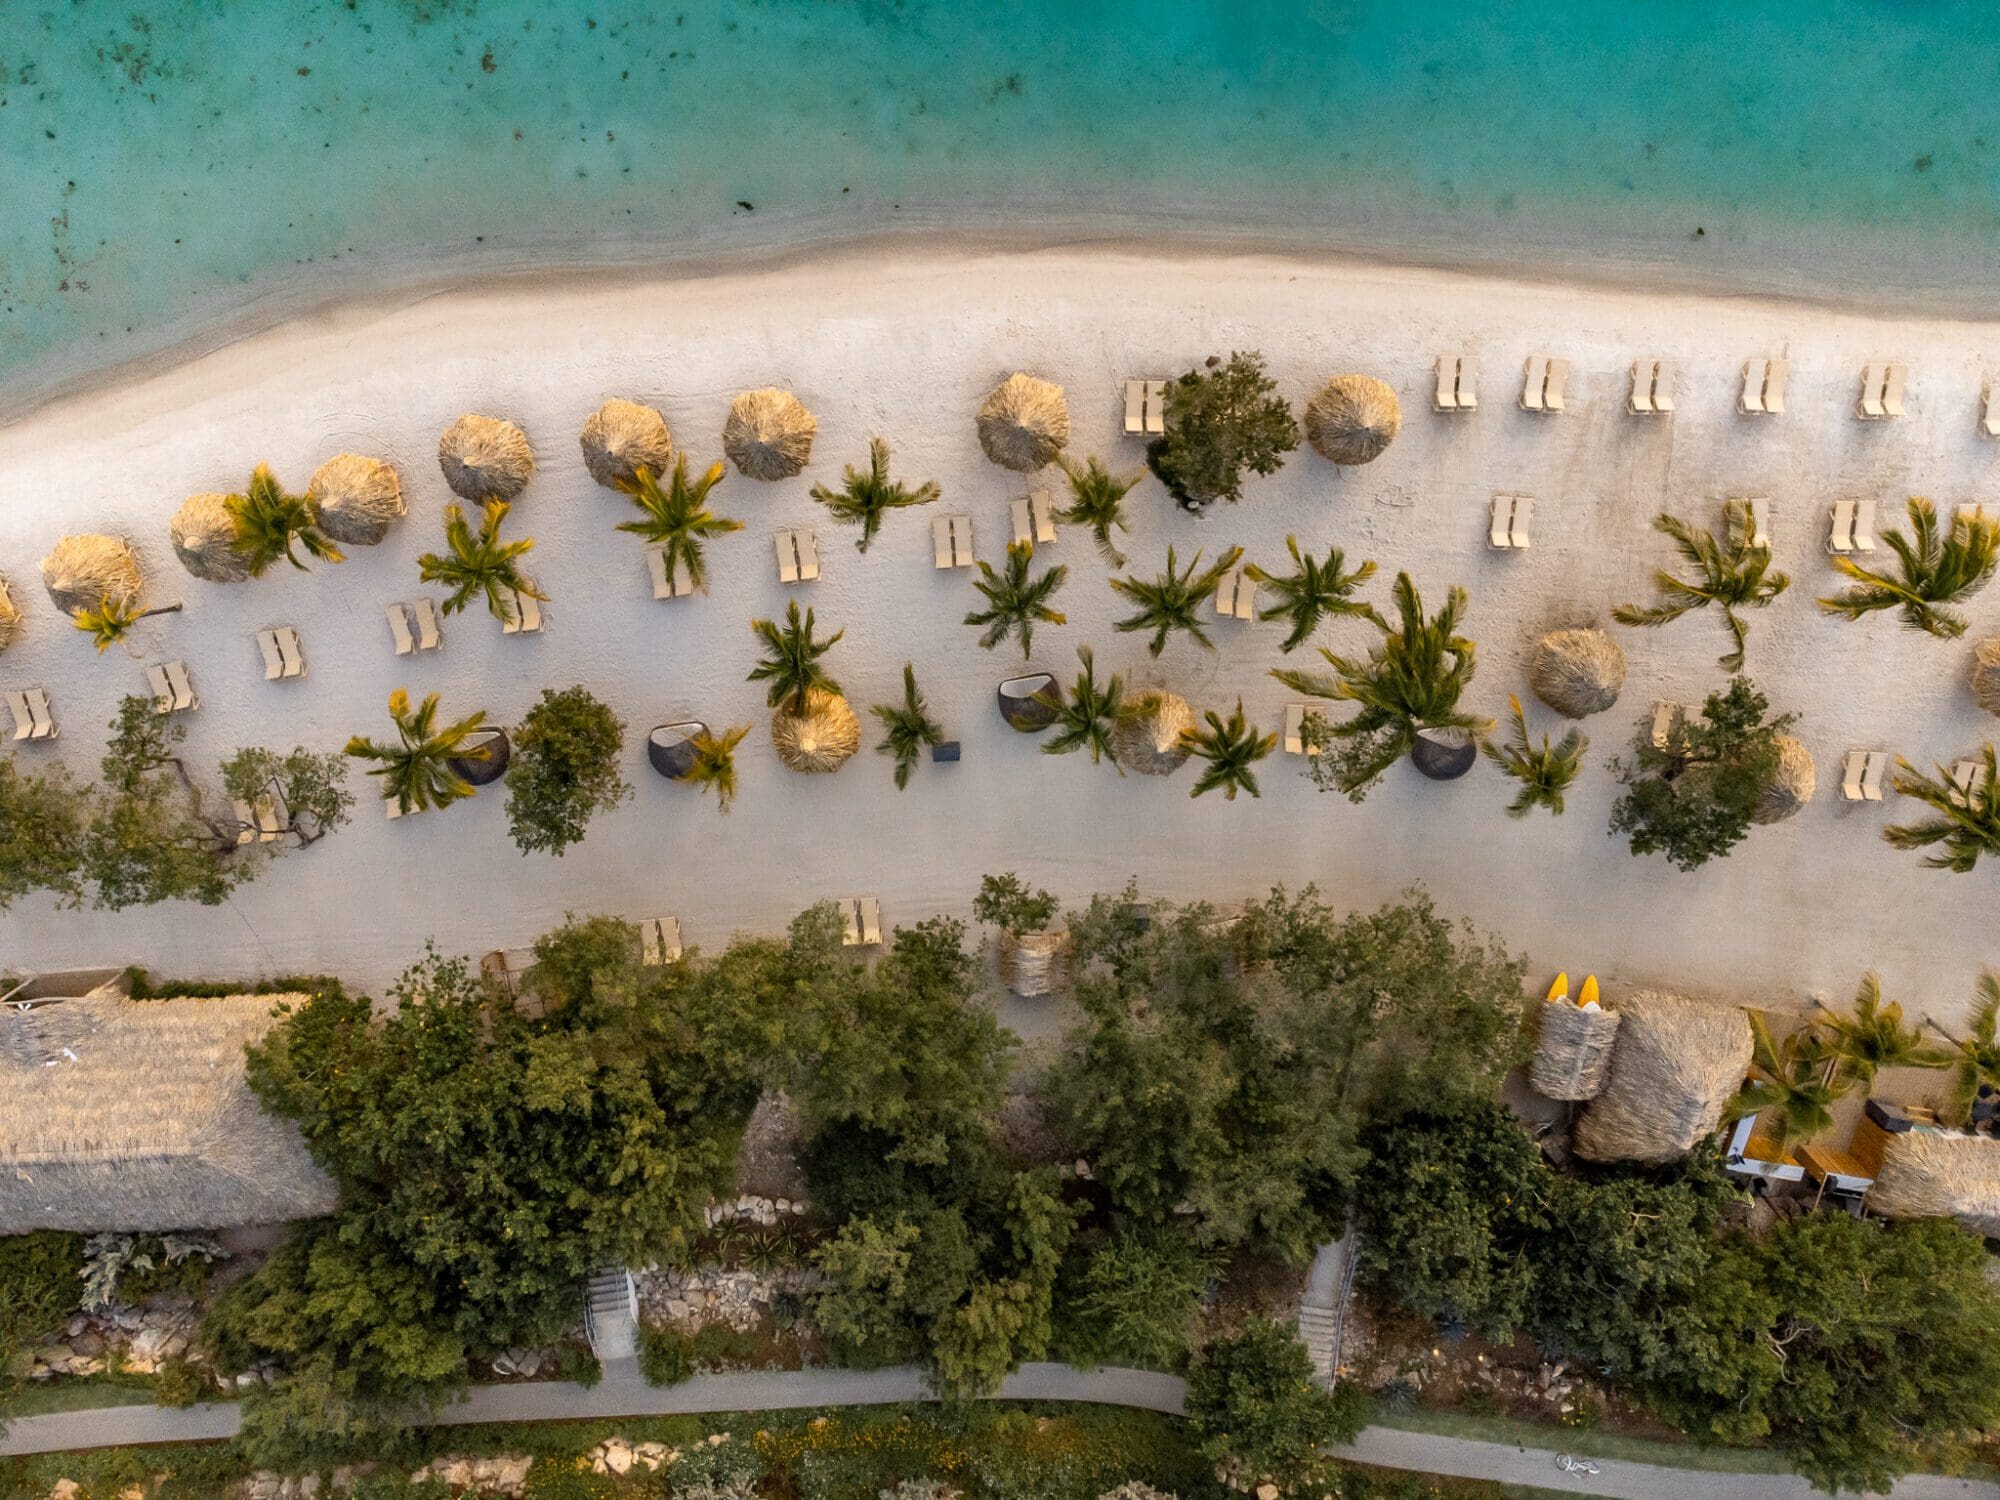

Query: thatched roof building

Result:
[41,534,142,615]
[580,398,673,490]
[771,689,860,774]
[1529,629,1625,719]
[1530,1001,1622,1101]
[308,454,406,547]
[1304,374,1401,466]
[1751,736,1815,824]
[1868,1129,2000,1236]
[999,929,1073,999]
[0,574,19,654]
[169,493,253,584]
[1972,638,2000,717]
[0,992,337,1233]
[438,413,534,501]
[1573,990,1752,1163]
[1112,691,1194,776]
[977,373,1070,472]
[724,388,817,481]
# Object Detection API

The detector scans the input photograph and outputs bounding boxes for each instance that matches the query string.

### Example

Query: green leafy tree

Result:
[502,686,631,855]
[972,871,1058,937]
[1182,700,1276,801]
[84,695,250,910]
[226,463,343,574]
[1247,536,1382,652]
[685,723,752,812]
[929,1171,1076,1396]
[1148,352,1301,509]
[220,745,354,846]
[0,757,87,909]
[1042,646,1125,767]
[71,596,183,652]
[1059,1229,1220,1370]
[810,437,940,552]
[1109,544,1244,656]
[615,456,742,590]
[1722,1013,1852,1157]
[1883,743,2000,873]
[1185,1319,1362,1492]
[1608,676,1794,871]
[1815,974,1951,1086]
[418,499,546,619]
[1819,497,2000,638]
[0,1231,84,1398]
[964,540,1068,658]
[1930,975,2000,1124]
[344,689,488,815]
[1612,501,1790,671]
[1481,694,1586,817]
[871,665,945,790]
[1055,454,1144,566]
[748,601,844,716]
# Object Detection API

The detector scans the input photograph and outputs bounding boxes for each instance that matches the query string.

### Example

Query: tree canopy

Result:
[1609,676,1793,870]
[1148,352,1300,508]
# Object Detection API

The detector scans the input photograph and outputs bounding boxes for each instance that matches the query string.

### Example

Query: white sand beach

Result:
[1,243,1997,1025]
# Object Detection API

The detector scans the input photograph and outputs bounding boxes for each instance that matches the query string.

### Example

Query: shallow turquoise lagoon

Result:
[2,1,1997,396]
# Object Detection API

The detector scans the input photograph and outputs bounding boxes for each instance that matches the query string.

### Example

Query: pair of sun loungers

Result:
[1856,363,1909,420]
[1826,500,1877,554]
[1841,751,1892,803]
[256,626,307,680]
[1122,379,1169,437]
[648,547,697,601]
[146,659,199,714]
[1630,359,1676,415]
[1281,703,1322,757]
[1520,356,1572,413]
[386,599,443,655]
[1212,564,1257,621]
[6,687,57,741]
[1010,492,1058,547]
[933,514,976,569]
[1489,495,1533,549]
[775,529,821,584]
[232,796,284,845]
[1741,358,1789,415]
[638,916,683,965]
[839,896,884,948]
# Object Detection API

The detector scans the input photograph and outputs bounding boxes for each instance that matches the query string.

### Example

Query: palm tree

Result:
[1480,694,1587,818]
[1816,974,1952,1086]
[747,600,843,716]
[1271,572,1492,800]
[226,463,343,574]
[1246,536,1383,652]
[1724,1013,1853,1157]
[1182,700,1277,801]
[343,688,488,814]
[1882,744,2000,873]
[1042,646,1124,768]
[1929,975,2000,1124]
[71,597,183,653]
[964,541,1068,658]
[1054,454,1143,566]
[1109,544,1244,656]
[684,723,751,813]
[1819,497,2000,639]
[615,456,741,591]
[809,437,939,552]
[418,500,546,620]
[1612,501,1790,671]
[870,664,944,790]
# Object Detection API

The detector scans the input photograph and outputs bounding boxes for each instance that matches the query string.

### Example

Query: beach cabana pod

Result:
[580,398,673,491]
[0,575,18,653]
[1750,736,1816,824]
[438,413,534,502]
[647,721,708,780]
[999,929,1074,999]
[1573,990,1753,1164]
[41,534,142,615]
[1972,638,2000,717]
[448,726,512,787]
[1530,999,1622,1102]
[169,493,255,583]
[307,454,406,547]
[1529,628,1626,719]
[997,673,1061,733]
[977,373,1070,473]
[771,687,860,774]
[724,388,817,481]
[1304,374,1402,466]
[1868,1128,2000,1236]
[1113,689,1195,776]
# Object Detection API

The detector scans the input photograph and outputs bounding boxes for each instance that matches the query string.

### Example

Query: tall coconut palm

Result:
[1612,501,1789,671]
[1929,975,2000,1124]
[684,723,751,813]
[870,664,944,790]
[1819,497,2000,639]
[225,464,343,574]
[71,597,183,653]
[1054,454,1144,566]
[1246,536,1383,652]
[1182,700,1277,801]
[1480,694,1587,818]
[964,541,1068,658]
[343,688,488,815]
[809,437,940,552]
[418,500,546,620]
[1271,572,1492,800]
[1882,744,2000,873]
[1109,544,1244,657]
[747,600,843,716]
[1816,973,1952,1086]
[1042,646,1125,768]
[1724,1013,1853,1157]
[615,456,741,591]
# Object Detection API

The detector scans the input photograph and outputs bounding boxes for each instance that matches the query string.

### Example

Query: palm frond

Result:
[1181,699,1277,801]
[342,688,486,814]
[1613,503,1789,668]
[418,500,545,619]
[1109,544,1243,656]
[809,437,940,552]
[1818,498,2000,639]
[1882,743,2000,873]
[1479,694,1587,818]
[1246,535,1383,652]
[1054,455,1142,566]
[1041,646,1125,769]
[964,541,1068,658]
[747,600,844,715]
[685,723,751,812]
[614,457,740,590]
[869,664,944,790]
[225,464,343,575]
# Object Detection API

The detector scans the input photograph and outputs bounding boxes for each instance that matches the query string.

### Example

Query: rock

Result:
[235,1372,260,1388]
[633,1442,669,1470]
[65,1316,88,1338]
[298,1476,322,1498]
[492,1350,518,1376]
[667,1298,691,1319]
[329,1467,360,1492]
[515,1349,541,1378]
[603,1440,634,1476]
[48,1481,82,1500]
[1256,1486,1281,1500]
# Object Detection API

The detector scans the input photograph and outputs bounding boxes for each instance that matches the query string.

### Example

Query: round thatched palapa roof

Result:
[1114,691,1195,776]
[0,576,18,654]
[1530,1001,1622,1102]
[580,398,673,490]
[169,493,253,584]
[41,534,142,615]
[1530,628,1626,719]
[977,373,1070,472]
[438,413,534,501]
[1868,1129,2000,1236]
[1573,990,1752,1164]
[308,454,405,547]
[999,929,1074,999]
[1972,638,2000,717]
[1304,374,1401,466]
[1751,736,1815,825]
[724,388,817,481]
[771,689,860,774]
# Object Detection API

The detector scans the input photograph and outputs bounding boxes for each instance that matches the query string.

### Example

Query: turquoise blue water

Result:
[2,1,1997,399]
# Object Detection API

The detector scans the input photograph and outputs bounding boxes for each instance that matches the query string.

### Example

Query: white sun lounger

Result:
[1741,358,1786,415]
[859,896,882,946]
[1212,565,1256,621]
[1842,749,1890,802]
[1827,501,1858,554]
[639,916,684,965]
[413,597,442,650]
[1883,363,1908,418]
[257,629,285,680]
[796,530,820,581]
[776,531,800,584]
[1853,498,1877,552]
[1144,380,1168,435]
[1857,363,1890,419]
[254,795,284,843]
[1488,494,1531,549]
[1520,356,1549,412]
[1984,382,2000,439]
[648,547,695,599]
[1745,497,1771,550]
[1862,750,1890,801]
[147,659,198,714]
[1282,702,1323,757]
[232,799,257,846]
[1010,497,1034,547]
[1434,354,1477,412]
[1008,493,1059,547]
[933,515,974,569]
[386,603,416,655]
[501,587,543,633]
[1650,702,1685,752]
[1123,380,1146,436]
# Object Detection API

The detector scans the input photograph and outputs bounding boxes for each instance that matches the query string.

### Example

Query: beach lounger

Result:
[1856,363,1889,419]
[1509,496,1532,548]
[1827,501,1857,554]
[1763,358,1788,413]
[1853,499,1877,553]
[639,916,683,965]
[232,798,257,847]
[147,663,174,713]
[839,899,862,947]
[933,516,954,569]
[23,688,56,739]
[1520,356,1548,412]
[1747,497,1771,550]
[386,603,416,655]
[1123,380,1146,436]
[148,659,197,714]
[1861,751,1890,801]
[413,597,442,651]
[859,896,883,947]
[1455,355,1478,411]
[254,796,284,843]
[1630,359,1668,414]
[1010,497,1034,547]
[647,547,695,598]
[1544,358,1571,412]
[1028,490,1057,543]
[1741,358,1769,414]
[1650,702,1685,752]
[1144,380,1168,435]
[7,690,35,742]
[931,514,973,569]
[1883,363,1908,418]
[1282,702,1322,757]
[257,629,286,680]
[384,792,422,820]
[1841,750,1868,802]
[258,626,306,680]
[776,531,800,584]
[1985,382,2000,439]
[501,588,543,633]
[796,529,820,581]
[1651,360,1675,413]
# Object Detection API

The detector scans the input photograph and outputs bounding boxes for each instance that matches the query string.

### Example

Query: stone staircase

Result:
[1297,1302,1342,1383]
[583,1266,638,1363]
[1297,1231,1357,1387]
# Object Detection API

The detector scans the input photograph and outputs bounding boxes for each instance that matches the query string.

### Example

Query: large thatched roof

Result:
[580,398,673,490]
[169,493,252,583]
[771,689,860,774]
[438,413,534,501]
[308,454,406,547]
[41,534,142,615]
[1751,736,1815,825]
[977,373,1070,472]
[1304,374,1401,466]
[1529,629,1626,719]
[1868,1129,2000,1236]
[1529,1001,1622,1102]
[1573,990,1752,1164]
[1972,638,2000,717]
[1112,691,1194,776]
[0,575,19,654]
[724,388,817,481]
[0,993,337,1233]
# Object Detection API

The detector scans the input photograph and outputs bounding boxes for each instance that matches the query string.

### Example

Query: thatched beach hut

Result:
[41,534,142,615]
[1868,1129,2000,1236]
[724,388,817,481]
[999,929,1074,999]
[0,575,19,654]
[1304,374,1401,466]
[1529,629,1626,719]
[1972,638,2000,717]
[977,373,1070,472]
[771,689,860,774]
[169,493,252,583]
[0,991,337,1233]
[1751,736,1816,824]
[1530,1000,1622,1101]
[308,454,405,547]
[1573,990,1753,1164]
[438,413,534,501]
[580,398,673,490]
[1113,691,1194,776]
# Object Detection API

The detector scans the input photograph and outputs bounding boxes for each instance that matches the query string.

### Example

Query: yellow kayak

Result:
[1545,971,1569,1004]
[1577,975,1600,1008]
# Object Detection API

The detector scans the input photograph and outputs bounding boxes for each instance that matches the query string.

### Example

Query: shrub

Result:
[972,872,1058,936]
[1609,676,1793,870]
[1147,351,1299,509]
[522,1460,622,1500]
[638,1322,693,1387]
[1185,1318,1362,1489]
[504,686,632,857]
[0,1230,84,1390]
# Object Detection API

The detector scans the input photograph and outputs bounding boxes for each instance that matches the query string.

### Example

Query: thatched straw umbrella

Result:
[0,576,18,654]
[1972,639,2000,717]
[771,689,861,774]
[977,373,1070,473]
[724,388,817,481]
[307,454,405,547]
[1750,736,1815,825]
[1573,990,1752,1164]
[1868,1129,2000,1236]
[999,929,1074,999]
[1529,629,1626,719]
[1529,1001,1622,1102]
[438,413,534,501]
[1304,374,1401,466]
[41,534,142,615]
[169,493,253,583]
[1113,691,1194,776]
[580,398,673,490]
